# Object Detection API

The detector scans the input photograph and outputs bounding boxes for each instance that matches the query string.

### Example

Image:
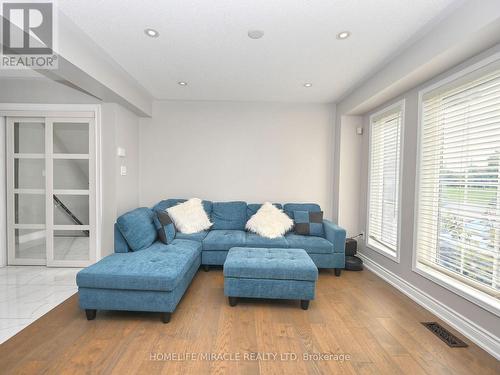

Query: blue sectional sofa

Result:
[142,199,345,270]
[77,199,346,323]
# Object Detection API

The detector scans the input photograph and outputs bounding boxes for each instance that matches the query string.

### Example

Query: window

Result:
[415,59,500,314]
[367,101,404,261]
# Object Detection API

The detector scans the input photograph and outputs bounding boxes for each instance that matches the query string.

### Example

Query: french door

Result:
[6,115,96,267]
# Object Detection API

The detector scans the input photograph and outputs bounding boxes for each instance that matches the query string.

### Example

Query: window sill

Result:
[413,262,500,317]
[366,239,400,264]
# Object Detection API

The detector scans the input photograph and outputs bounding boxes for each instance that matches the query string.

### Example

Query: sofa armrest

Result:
[114,223,131,253]
[323,220,346,254]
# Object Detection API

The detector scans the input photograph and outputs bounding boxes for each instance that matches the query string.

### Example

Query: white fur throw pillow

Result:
[166,198,212,234]
[246,202,294,239]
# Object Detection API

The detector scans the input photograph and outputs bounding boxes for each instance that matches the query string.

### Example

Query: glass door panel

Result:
[14,158,45,189]
[14,193,45,224]
[53,159,89,190]
[54,195,89,225]
[15,229,46,260]
[47,117,95,267]
[7,118,46,265]
[53,122,89,154]
[7,116,96,267]
[14,121,44,154]
[53,229,90,261]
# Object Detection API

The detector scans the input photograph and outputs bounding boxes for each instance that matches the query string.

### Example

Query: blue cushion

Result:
[283,203,321,218]
[153,210,176,244]
[211,201,247,230]
[78,256,201,313]
[285,233,333,254]
[293,210,324,237]
[246,203,283,219]
[224,248,318,281]
[116,208,157,251]
[114,223,130,253]
[171,238,203,254]
[203,229,246,251]
[76,240,201,292]
[175,230,209,242]
[152,199,213,216]
[245,233,288,248]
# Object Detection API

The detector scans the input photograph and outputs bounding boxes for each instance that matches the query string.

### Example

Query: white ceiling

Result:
[58,0,460,103]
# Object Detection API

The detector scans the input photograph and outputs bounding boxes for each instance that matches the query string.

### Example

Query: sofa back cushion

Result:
[247,203,283,220]
[212,201,247,230]
[283,203,322,219]
[153,198,213,217]
[116,207,157,251]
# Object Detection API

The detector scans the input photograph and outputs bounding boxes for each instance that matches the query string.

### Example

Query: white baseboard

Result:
[357,253,500,360]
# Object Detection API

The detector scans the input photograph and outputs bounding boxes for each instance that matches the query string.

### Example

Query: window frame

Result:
[412,53,500,317]
[366,99,405,263]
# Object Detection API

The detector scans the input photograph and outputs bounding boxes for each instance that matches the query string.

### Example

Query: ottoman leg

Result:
[334,268,342,277]
[228,297,238,307]
[161,312,171,324]
[300,300,310,310]
[203,265,210,272]
[85,309,96,320]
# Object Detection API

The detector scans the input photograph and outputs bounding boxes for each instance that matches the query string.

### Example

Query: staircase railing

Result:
[53,195,89,237]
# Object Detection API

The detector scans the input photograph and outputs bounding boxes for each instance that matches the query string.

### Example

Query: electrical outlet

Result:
[120,165,127,176]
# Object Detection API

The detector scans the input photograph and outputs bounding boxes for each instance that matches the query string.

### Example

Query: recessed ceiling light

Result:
[303,83,312,88]
[144,28,159,38]
[178,81,188,86]
[248,30,265,39]
[336,31,351,40]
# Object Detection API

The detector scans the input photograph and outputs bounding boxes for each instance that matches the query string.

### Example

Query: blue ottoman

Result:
[223,247,318,310]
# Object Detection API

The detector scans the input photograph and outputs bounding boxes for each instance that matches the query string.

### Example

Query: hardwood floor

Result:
[0,268,498,374]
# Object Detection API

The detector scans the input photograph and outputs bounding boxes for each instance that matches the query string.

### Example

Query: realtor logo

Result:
[1,0,58,69]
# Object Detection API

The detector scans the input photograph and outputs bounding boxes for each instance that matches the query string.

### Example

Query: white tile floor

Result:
[0,266,81,344]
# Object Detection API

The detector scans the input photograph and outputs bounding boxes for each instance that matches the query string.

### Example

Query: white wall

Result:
[0,78,99,104]
[115,105,140,216]
[140,101,335,219]
[0,117,5,267]
[100,103,140,256]
[338,115,363,237]
[356,44,500,356]
[100,104,117,256]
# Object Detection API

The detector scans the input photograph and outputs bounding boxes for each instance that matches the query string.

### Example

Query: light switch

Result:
[117,147,126,157]
[120,165,127,176]
[356,127,364,135]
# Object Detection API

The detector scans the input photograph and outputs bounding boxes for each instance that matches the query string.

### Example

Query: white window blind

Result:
[367,103,403,259]
[416,62,500,302]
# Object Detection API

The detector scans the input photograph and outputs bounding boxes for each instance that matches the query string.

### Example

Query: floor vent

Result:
[421,322,468,348]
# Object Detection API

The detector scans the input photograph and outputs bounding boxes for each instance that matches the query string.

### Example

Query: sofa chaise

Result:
[77,199,346,322]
